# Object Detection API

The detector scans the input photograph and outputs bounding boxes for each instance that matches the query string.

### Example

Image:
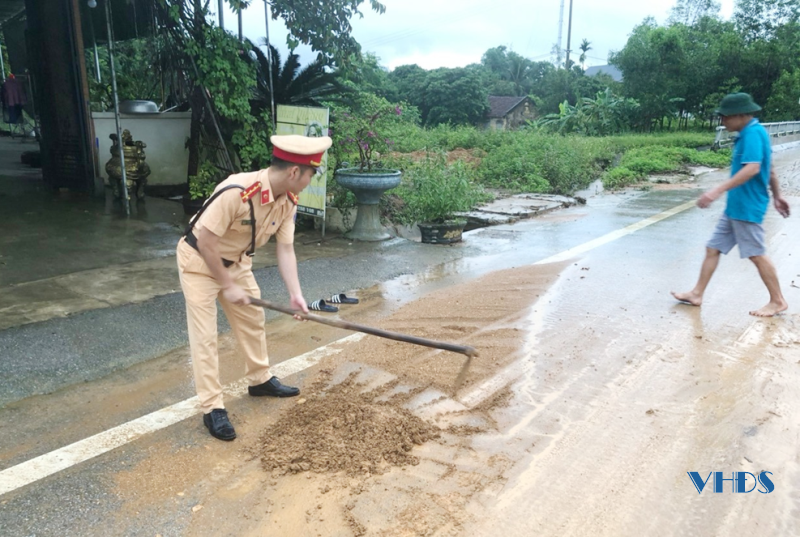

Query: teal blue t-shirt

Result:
[725,119,771,224]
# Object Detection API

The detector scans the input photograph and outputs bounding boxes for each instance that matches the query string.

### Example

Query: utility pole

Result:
[218,0,224,28]
[264,0,276,132]
[565,0,574,69]
[556,0,564,67]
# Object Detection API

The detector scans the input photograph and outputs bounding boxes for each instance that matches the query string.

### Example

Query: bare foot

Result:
[671,291,702,306]
[749,300,788,317]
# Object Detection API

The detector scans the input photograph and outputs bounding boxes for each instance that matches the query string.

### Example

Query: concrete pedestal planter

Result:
[334,168,401,241]
[418,219,467,244]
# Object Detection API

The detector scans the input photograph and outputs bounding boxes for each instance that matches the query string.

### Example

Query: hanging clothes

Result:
[3,75,26,107]
[2,75,27,125]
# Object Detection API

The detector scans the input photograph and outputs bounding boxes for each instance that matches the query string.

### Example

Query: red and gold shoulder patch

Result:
[240,181,261,203]
[287,192,299,206]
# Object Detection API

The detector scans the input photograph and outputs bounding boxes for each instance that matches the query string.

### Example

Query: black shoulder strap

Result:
[183,184,256,257]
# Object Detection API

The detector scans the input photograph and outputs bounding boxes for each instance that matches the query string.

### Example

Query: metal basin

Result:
[120,100,159,114]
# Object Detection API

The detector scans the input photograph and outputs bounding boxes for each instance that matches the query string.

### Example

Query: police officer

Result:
[177,134,331,441]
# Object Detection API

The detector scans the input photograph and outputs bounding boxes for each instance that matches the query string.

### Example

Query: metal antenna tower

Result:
[556,0,565,66]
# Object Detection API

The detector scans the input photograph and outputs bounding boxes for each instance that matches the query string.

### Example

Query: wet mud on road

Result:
[3,149,800,535]
[106,261,568,537]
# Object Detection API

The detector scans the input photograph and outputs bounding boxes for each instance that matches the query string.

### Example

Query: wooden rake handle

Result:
[249,297,478,358]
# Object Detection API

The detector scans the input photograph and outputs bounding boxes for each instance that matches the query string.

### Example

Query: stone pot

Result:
[418,219,467,244]
[334,168,401,241]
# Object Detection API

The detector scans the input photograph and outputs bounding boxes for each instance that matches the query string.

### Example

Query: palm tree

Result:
[248,40,351,117]
[578,39,592,70]
[507,52,533,96]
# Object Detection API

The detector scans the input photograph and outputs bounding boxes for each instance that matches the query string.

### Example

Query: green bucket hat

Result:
[715,92,761,116]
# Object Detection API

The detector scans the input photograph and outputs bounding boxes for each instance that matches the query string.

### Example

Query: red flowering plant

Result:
[331,93,405,172]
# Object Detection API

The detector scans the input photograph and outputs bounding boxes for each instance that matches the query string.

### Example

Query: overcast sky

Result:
[223,0,736,71]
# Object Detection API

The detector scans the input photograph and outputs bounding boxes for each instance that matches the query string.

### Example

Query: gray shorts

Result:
[706,214,766,258]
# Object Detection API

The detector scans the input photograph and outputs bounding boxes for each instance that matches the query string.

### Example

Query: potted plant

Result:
[331,93,408,241]
[398,156,486,244]
[183,160,221,215]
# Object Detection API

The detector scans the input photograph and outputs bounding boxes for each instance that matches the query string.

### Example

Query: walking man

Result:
[177,135,331,440]
[672,93,790,317]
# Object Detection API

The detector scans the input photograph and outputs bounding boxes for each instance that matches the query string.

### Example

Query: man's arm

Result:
[698,162,761,208]
[276,242,309,316]
[196,226,250,305]
[769,167,790,218]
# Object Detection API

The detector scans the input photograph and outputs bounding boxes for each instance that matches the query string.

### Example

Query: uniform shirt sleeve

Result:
[739,126,764,164]
[275,205,297,244]
[196,188,242,238]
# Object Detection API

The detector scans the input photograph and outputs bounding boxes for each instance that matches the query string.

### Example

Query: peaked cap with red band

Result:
[271,134,332,167]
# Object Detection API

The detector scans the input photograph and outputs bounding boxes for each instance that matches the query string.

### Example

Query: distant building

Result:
[484,96,537,130]
[585,65,623,82]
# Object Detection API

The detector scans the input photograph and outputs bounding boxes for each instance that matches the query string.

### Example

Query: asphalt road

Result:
[2,146,800,536]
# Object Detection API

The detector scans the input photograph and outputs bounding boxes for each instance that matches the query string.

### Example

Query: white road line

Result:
[0,200,697,497]
[0,333,364,497]
[460,200,697,407]
[534,200,696,265]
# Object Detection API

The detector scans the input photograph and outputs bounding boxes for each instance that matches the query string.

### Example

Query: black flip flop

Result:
[308,299,338,313]
[329,293,359,305]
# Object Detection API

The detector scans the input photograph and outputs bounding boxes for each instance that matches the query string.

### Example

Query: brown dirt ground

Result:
[246,262,563,478]
[115,261,566,536]
[388,148,485,167]
[251,371,441,476]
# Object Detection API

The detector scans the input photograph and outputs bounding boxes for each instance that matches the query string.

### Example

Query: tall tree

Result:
[764,70,800,121]
[734,0,800,41]
[668,0,721,26]
[255,0,386,64]
[481,46,552,96]
[248,42,350,112]
[337,52,397,99]
[610,20,691,128]
[578,39,592,70]
[421,67,489,126]
[388,64,429,109]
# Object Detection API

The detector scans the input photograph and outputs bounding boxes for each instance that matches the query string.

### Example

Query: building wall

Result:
[484,100,536,130]
[92,112,191,191]
[506,100,536,128]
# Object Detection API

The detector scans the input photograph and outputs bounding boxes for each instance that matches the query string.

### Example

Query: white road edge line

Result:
[0,199,697,497]
[0,333,364,497]
[459,199,697,408]
[533,199,696,265]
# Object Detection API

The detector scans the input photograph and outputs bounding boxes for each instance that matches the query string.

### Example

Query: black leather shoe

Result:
[203,409,236,441]
[248,376,300,397]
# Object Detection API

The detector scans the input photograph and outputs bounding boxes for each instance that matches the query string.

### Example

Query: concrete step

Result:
[460,194,578,227]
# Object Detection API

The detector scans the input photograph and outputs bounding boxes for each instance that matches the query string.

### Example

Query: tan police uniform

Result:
[177,135,330,415]
[177,170,297,413]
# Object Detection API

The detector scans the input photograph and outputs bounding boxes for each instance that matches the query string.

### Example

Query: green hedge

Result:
[378,124,723,195]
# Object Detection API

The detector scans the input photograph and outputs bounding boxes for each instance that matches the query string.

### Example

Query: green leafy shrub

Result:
[476,133,603,194]
[188,161,222,200]
[392,155,489,225]
[619,146,730,176]
[373,123,722,196]
[687,148,731,167]
[603,167,642,189]
[620,147,682,175]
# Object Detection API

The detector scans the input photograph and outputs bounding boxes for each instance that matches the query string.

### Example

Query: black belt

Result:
[185,231,235,268]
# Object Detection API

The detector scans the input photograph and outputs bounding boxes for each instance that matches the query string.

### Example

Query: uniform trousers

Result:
[177,239,271,413]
